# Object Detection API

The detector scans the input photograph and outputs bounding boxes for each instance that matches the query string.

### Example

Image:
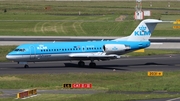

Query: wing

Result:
[69,52,120,61]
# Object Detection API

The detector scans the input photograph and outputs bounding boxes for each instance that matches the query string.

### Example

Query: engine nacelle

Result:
[103,44,130,54]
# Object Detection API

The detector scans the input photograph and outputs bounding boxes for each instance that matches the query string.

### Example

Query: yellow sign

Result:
[173,20,180,24]
[28,90,33,96]
[173,26,180,29]
[148,71,163,76]
[173,22,180,24]
[134,49,145,53]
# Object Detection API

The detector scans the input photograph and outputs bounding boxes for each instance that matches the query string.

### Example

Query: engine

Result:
[103,44,131,55]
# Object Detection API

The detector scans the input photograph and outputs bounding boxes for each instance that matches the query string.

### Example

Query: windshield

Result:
[14,48,25,52]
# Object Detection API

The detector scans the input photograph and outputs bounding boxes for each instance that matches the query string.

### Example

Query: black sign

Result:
[63,84,72,88]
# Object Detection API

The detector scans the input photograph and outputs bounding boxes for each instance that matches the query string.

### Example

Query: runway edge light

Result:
[147,71,163,76]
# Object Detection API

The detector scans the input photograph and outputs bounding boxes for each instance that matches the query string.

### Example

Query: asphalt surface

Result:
[0,55,180,101]
[1,54,180,74]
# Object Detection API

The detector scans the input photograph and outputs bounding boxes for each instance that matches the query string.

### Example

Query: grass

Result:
[0,72,180,100]
[0,1,179,36]
[0,46,16,62]
[0,1,180,100]
[1,72,180,91]
[0,19,179,36]
[128,49,180,56]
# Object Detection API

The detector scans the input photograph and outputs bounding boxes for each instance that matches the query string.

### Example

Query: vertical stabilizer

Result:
[127,19,162,41]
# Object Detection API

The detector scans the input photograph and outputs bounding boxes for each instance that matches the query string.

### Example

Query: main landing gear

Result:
[78,60,96,67]
[78,61,85,67]
[89,62,96,67]
[18,62,29,68]
[24,64,29,68]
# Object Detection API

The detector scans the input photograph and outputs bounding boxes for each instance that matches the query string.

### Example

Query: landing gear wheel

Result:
[24,64,29,68]
[89,62,96,67]
[78,61,85,67]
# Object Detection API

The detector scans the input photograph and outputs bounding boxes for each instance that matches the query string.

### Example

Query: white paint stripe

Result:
[166,97,180,101]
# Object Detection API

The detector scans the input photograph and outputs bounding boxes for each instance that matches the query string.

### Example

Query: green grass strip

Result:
[0,71,180,91]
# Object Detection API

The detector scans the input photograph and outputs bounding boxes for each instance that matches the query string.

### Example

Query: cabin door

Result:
[30,45,36,59]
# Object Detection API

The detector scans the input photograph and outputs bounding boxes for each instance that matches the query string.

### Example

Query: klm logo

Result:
[112,47,118,51]
[134,26,151,36]
[37,45,47,50]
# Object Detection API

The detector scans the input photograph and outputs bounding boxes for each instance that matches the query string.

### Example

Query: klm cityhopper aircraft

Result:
[6,19,162,68]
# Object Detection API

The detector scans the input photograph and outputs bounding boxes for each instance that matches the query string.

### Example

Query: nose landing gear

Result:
[24,64,29,68]
[78,60,96,67]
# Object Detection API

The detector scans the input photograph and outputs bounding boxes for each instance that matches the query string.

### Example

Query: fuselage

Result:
[6,40,150,62]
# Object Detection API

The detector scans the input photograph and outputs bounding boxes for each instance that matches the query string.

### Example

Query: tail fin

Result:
[127,19,162,41]
[114,19,162,41]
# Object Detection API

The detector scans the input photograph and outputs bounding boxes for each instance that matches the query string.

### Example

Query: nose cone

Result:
[6,52,16,60]
[6,54,14,60]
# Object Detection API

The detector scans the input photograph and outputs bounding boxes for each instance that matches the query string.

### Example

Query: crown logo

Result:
[139,26,146,31]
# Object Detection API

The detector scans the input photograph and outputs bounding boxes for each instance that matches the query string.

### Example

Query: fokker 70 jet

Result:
[6,19,163,68]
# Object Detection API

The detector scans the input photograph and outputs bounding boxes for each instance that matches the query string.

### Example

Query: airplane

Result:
[6,19,163,68]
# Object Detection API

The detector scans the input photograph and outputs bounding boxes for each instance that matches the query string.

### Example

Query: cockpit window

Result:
[14,48,25,52]
[14,49,19,51]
